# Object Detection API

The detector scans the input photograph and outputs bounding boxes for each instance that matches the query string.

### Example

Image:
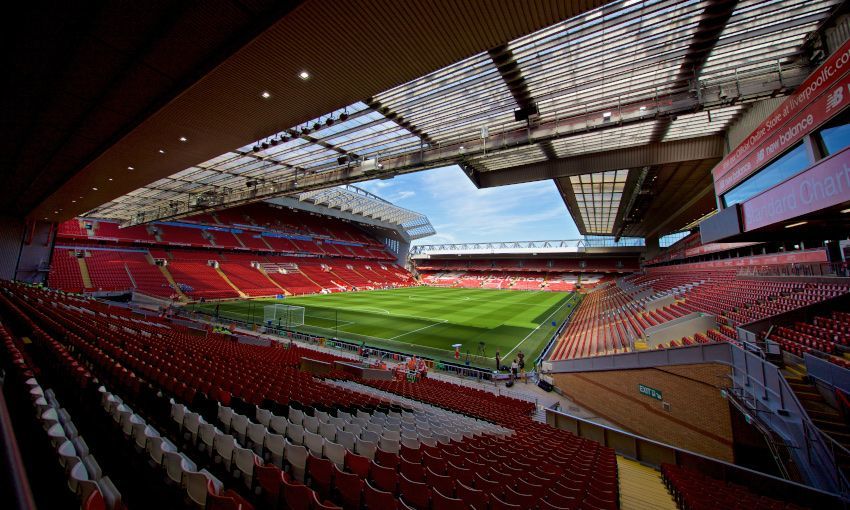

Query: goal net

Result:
[263,304,305,328]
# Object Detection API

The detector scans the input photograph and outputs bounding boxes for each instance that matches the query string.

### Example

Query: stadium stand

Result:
[0,281,622,509]
[49,202,413,300]
[661,464,807,510]
[550,262,850,360]
[9,1,850,508]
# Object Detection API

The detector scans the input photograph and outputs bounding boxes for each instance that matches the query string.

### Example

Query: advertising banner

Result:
[713,38,850,195]
[742,147,850,231]
[715,72,850,195]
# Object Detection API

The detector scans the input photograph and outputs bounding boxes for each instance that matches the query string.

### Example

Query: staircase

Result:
[256,266,289,295]
[214,267,248,298]
[158,265,187,300]
[77,256,92,289]
[784,364,850,476]
[77,257,94,289]
[616,457,677,510]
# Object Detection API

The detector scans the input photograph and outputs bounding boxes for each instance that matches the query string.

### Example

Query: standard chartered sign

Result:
[638,384,663,401]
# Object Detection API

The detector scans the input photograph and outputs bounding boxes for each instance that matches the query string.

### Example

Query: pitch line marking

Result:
[388,320,448,341]
[501,293,578,359]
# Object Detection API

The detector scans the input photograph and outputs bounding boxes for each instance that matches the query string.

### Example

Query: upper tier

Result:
[58,202,393,260]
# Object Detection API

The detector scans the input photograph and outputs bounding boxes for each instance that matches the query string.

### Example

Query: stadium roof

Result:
[410,237,645,257]
[294,186,435,240]
[13,0,844,242]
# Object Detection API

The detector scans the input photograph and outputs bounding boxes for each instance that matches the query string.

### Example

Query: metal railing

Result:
[545,405,845,509]
[543,341,850,496]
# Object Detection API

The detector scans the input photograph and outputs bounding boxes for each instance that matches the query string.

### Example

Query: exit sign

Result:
[639,384,663,401]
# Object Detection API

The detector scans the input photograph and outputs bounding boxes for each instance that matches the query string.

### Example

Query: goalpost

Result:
[263,304,305,328]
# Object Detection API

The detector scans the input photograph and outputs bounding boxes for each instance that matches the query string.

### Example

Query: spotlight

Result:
[271,138,279,147]
[339,112,349,122]
[262,141,270,149]
[299,71,310,80]
[311,122,320,131]
[261,91,271,99]
[253,145,260,153]
[325,117,335,126]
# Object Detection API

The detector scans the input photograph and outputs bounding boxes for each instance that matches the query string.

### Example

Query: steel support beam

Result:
[651,0,739,142]
[122,63,808,226]
[475,135,724,188]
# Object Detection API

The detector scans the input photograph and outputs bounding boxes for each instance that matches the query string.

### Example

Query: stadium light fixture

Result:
[261,91,271,99]
[158,149,166,154]
[785,221,807,228]
[127,166,134,170]
[299,70,310,80]
[179,136,188,142]
[842,208,850,213]
[92,187,98,191]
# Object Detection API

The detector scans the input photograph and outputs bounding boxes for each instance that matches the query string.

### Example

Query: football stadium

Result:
[6,1,850,509]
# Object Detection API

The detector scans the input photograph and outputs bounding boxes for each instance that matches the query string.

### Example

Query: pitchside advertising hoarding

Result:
[742,146,850,231]
[713,38,850,196]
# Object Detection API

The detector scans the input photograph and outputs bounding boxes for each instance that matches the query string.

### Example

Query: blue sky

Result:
[357,165,580,245]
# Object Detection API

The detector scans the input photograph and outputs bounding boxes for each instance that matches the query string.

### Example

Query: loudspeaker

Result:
[537,379,553,392]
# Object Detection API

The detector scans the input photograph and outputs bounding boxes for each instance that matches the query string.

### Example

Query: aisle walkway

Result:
[617,457,678,510]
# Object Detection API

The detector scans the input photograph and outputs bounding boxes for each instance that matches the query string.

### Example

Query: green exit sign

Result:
[639,384,663,401]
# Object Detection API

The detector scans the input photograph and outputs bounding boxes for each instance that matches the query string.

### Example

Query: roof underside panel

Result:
[568,169,630,234]
[83,0,840,238]
[551,123,656,158]
[663,105,744,142]
[699,0,839,83]
[512,0,707,121]
[373,53,525,144]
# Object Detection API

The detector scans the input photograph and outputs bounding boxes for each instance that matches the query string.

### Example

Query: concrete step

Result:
[617,457,677,510]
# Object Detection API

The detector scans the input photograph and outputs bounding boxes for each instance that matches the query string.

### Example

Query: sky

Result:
[357,165,580,245]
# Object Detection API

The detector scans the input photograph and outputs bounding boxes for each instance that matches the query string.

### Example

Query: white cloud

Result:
[391,190,416,201]
[361,165,580,244]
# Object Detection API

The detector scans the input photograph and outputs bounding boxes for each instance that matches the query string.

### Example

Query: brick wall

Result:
[553,363,734,462]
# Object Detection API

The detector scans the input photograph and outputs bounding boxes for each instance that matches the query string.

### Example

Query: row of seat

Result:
[661,463,808,510]
[553,266,850,361]
[2,279,619,509]
[343,380,619,510]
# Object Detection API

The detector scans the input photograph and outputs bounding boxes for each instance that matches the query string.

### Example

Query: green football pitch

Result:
[194,287,578,369]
